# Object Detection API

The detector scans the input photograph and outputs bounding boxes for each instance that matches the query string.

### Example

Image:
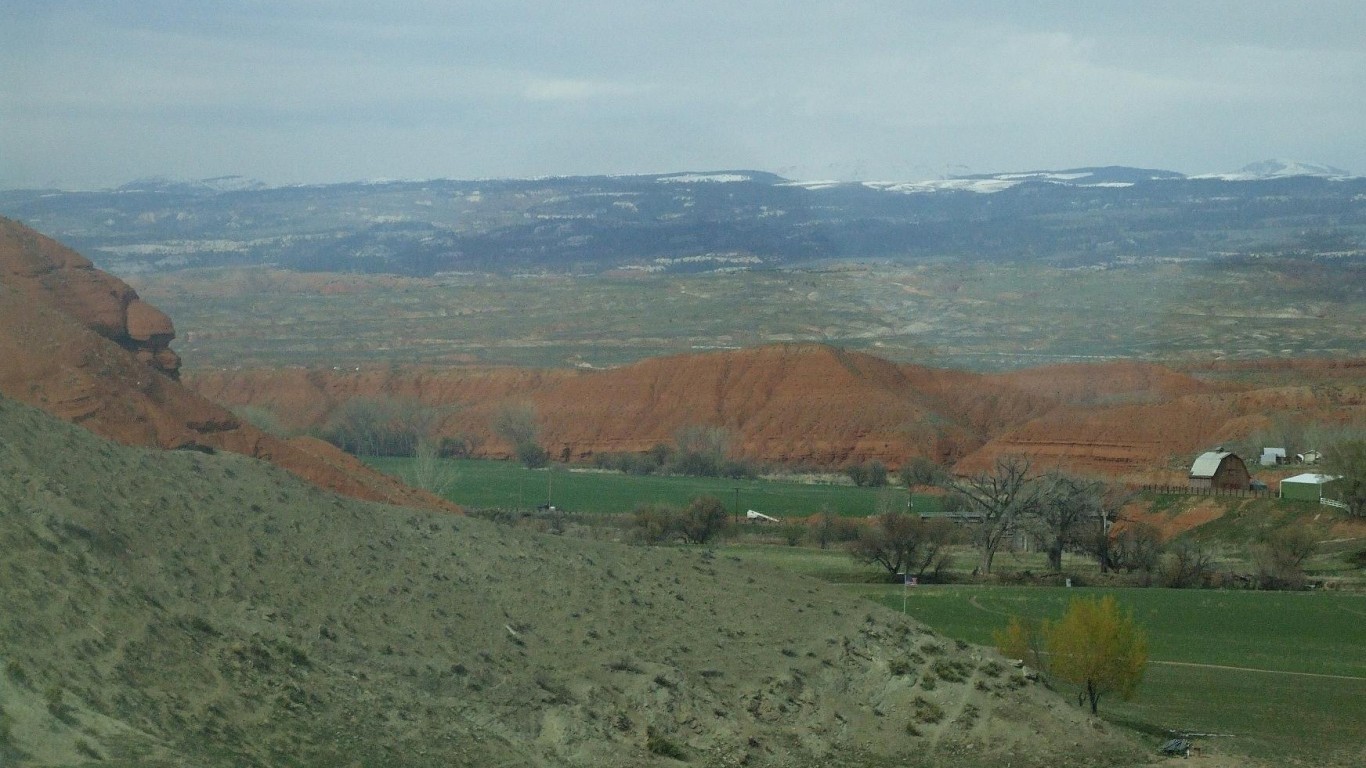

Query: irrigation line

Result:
[1150,660,1365,682]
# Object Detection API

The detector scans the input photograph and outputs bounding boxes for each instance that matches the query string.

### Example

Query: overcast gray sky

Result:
[3,1,1364,189]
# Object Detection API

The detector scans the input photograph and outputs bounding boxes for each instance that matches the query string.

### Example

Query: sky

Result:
[3,1,1365,189]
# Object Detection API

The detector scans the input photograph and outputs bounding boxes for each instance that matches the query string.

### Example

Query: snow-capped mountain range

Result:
[3,160,1362,277]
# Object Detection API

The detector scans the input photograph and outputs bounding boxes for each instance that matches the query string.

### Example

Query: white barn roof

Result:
[1281,473,1341,485]
[1190,451,1232,478]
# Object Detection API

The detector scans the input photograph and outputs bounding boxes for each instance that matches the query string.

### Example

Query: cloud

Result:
[3,2,1364,188]
[522,78,652,102]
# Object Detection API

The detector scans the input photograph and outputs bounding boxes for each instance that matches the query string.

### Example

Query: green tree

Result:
[1321,438,1366,518]
[994,616,1049,676]
[1046,596,1148,715]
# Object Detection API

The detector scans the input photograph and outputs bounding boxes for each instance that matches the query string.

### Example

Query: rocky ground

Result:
[0,396,1158,767]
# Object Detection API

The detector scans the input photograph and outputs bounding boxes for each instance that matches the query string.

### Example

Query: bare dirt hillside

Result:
[0,217,452,511]
[956,382,1365,481]
[189,349,1363,480]
[190,345,1059,467]
[0,396,1148,767]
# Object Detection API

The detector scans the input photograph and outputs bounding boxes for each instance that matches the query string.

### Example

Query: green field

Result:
[367,455,1366,763]
[846,584,1366,764]
[365,457,943,517]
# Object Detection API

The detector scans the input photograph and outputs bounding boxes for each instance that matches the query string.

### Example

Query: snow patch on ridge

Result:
[1192,159,1354,181]
[656,173,753,184]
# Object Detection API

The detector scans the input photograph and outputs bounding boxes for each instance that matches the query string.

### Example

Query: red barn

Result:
[1189,451,1250,490]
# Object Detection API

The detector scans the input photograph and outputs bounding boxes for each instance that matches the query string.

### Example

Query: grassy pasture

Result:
[849,584,1366,764]
[365,457,943,517]
[365,455,1366,762]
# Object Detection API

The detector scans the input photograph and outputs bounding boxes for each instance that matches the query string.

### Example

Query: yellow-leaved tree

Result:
[994,615,1049,676]
[1046,595,1148,715]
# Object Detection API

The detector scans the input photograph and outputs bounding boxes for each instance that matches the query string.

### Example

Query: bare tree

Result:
[492,403,538,446]
[679,496,730,545]
[323,396,443,457]
[849,511,954,580]
[1031,473,1102,572]
[632,504,680,545]
[943,455,1039,575]
[1160,540,1215,588]
[404,438,459,497]
[898,456,944,488]
[1252,527,1319,589]
[492,403,547,468]
[807,510,859,550]
[846,460,888,487]
[1109,523,1165,576]
[673,425,731,477]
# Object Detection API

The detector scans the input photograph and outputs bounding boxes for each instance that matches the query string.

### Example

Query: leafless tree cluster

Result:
[321,396,447,457]
[848,511,956,579]
[941,456,1137,575]
[492,403,549,468]
[630,496,731,546]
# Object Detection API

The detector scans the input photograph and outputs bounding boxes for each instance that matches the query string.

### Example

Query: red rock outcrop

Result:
[0,218,181,378]
[0,217,455,512]
[189,346,1364,483]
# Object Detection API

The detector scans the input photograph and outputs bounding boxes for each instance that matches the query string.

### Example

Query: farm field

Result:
[368,451,1366,763]
[847,584,1366,765]
[364,456,944,517]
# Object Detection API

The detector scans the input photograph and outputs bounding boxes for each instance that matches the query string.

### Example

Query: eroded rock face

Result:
[0,217,181,378]
[0,217,455,513]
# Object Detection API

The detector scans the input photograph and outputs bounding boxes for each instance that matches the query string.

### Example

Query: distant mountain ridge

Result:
[1195,159,1354,181]
[2,162,1363,276]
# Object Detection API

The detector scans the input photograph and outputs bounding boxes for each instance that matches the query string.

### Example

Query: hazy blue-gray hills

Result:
[2,162,1362,276]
